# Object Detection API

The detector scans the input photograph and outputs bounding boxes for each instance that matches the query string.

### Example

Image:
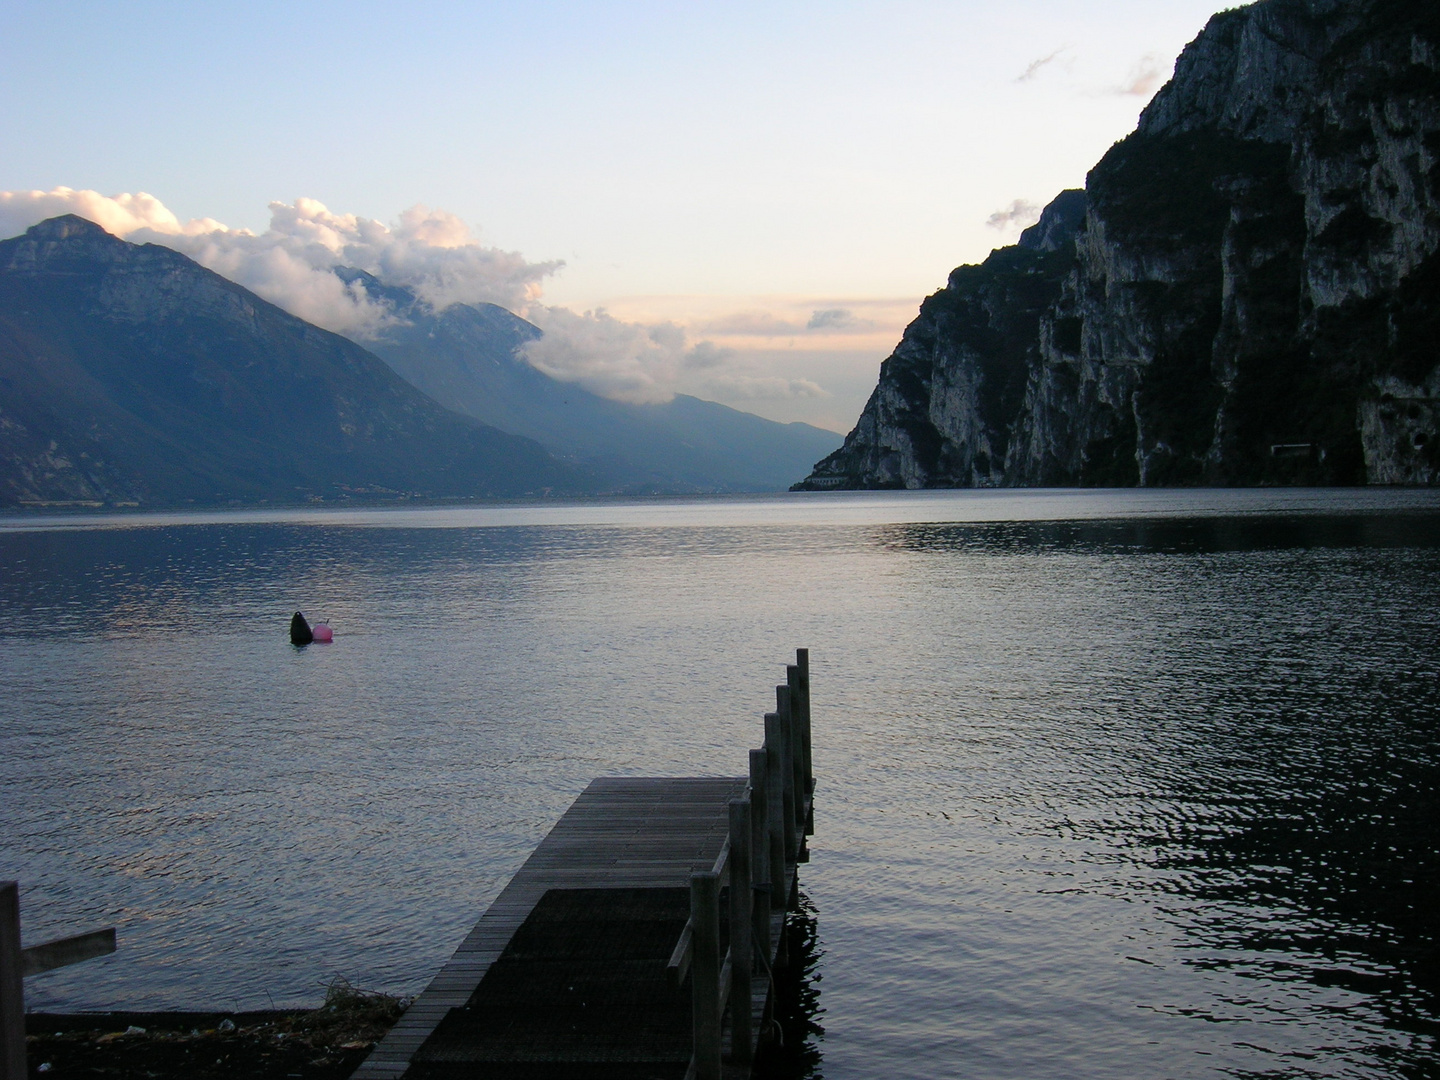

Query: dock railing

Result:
[667,648,814,1080]
[1,882,117,1080]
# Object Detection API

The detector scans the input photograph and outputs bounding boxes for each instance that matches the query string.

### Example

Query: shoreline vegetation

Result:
[23,981,408,1080]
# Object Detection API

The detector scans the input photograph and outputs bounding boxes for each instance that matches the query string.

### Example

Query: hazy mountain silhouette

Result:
[340,269,842,493]
[0,216,588,507]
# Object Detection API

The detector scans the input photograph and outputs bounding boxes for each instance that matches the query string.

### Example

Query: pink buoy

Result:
[312,622,333,643]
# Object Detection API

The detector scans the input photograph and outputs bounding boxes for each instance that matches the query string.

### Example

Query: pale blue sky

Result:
[0,0,1234,428]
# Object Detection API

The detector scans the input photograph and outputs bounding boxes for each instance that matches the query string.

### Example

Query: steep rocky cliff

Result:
[799,0,1440,489]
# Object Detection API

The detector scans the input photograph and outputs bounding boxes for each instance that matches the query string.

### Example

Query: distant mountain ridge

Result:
[337,268,843,493]
[0,216,587,507]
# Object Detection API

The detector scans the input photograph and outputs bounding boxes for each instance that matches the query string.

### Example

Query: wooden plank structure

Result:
[0,883,117,1080]
[356,648,815,1080]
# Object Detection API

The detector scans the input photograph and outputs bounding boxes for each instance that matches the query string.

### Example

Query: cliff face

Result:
[800,0,1440,489]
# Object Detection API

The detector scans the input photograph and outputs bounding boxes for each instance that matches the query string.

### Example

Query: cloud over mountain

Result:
[521,308,825,404]
[986,199,1042,231]
[0,189,557,339]
[0,187,226,239]
[0,187,798,406]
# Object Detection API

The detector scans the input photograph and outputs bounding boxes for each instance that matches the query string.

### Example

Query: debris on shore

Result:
[25,980,408,1079]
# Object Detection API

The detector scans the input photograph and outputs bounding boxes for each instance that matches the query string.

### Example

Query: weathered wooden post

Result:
[689,870,722,1080]
[775,685,798,863]
[1,883,22,1080]
[797,649,814,834]
[762,714,786,911]
[748,748,771,960]
[727,798,753,1066]
[786,666,807,833]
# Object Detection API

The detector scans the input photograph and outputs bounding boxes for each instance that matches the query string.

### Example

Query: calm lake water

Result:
[2,488,1438,1079]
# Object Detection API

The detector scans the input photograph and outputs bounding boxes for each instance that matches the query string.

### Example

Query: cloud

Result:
[690,373,827,401]
[683,341,736,370]
[141,198,560,338]
[690,306,874,337]
[0,186,226,239]
[679,343,825,401]
[0,186,835,407]
[521,306,691,404]
[694,311,804,336]
[1014,47,1167,103]
[0,187,559,338]
[1111,54,1164,97]
[806,308,855,331]
[521,310,829,404]
[986,199,1042,231]
[1016,48,1067,82]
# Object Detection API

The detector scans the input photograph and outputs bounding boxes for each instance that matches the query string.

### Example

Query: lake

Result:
[2,488,1438,1079]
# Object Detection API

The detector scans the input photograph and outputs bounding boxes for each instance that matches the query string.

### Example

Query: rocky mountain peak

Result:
[1137,0,1369,143]
[1,213,138,274]
[333,265,422,315]
[22,213,112,242]
[1017,190,1086,254]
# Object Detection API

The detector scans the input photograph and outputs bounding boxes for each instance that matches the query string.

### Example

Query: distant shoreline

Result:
[4,485,1440,535]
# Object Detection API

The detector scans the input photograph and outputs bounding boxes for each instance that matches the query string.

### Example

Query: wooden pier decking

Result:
[354,650,814,1080]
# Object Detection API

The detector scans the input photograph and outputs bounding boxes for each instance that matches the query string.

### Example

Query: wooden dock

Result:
[354,649,814,1080]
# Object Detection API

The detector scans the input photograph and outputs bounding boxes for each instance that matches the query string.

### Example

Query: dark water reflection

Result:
[877,512,1440,555]
[756,892,826,1080]
[2,494,1438,1079]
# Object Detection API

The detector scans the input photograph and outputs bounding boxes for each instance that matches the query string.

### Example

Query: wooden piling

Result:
[689,871,722,1080]
[776,686,798,864]
[763,714,787,909]
[786,666,807,832]
[797,648,814,834]
[748,748,772,959]
[0,883,24,1080]
[727,798,753,1066]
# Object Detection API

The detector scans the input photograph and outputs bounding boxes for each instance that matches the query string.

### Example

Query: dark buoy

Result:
[290,611,313,646]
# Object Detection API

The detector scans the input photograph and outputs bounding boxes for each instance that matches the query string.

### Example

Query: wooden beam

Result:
[22,928,116,978]
[776,685,797,864]
[749,748,772,961]
[1,883,24,1080]
[728,797,753,1067]
[689,872,721,1080]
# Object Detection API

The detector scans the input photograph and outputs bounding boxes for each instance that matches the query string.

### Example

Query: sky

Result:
[0,0,1235,431]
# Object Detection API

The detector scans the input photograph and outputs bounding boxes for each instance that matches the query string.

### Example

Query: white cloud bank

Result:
[0,186,812,406]
[524,307,824,405]
[0,188,556,339]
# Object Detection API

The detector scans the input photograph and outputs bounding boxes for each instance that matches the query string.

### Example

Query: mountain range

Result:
[0,218,839,508]
[798,0,1440,489]
[338,268,842,494]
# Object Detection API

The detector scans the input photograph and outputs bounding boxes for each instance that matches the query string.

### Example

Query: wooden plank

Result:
[21,928,116,977]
